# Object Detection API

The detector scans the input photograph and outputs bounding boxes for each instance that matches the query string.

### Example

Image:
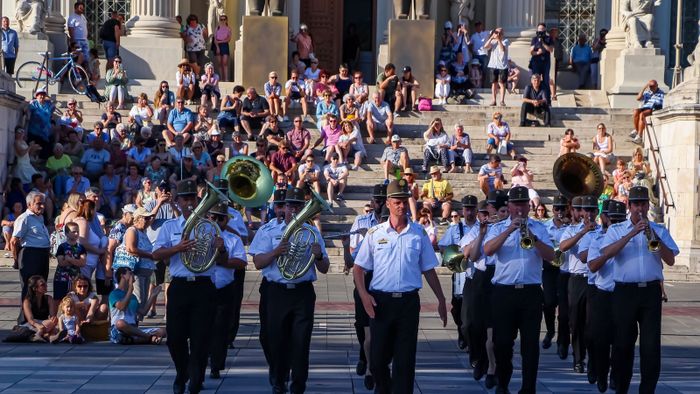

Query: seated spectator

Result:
[230,131,249,157]
[110,124,131,149]
[506,59,520,93]
[478,154,505,195]
[68,276,108,323]
[448,122,473,173]
[191,141,212,171]
[348,71,369,108]
[251,138,270,167]
[262,115,285,153]
[628,147,657,204]
[264,71,284,121]
[313,114,343,163]
[88,48,100,85]
[108,139,127,175]
[570,33,593,88]
[46,143,73,199]
[289,51,307,81]
[315,89,339,131]
[193,105,213,142]
[468,59,483,90]
[169,153,200,186]
[303,59,322,99]
[81,139,111,180]
[591,123,614,171]
[109,267,165,344]
[4,178,26,215]
[218,85,244,132]
[206,129,225,157]
[175,58,196,102]
[417,207,437,246]
[2,202,23,255]
[100,104,122,137]
[142,163,165,198]
[168,134,191,163]
[164,98,194,146]
[30,174,55,220]
[510,157,540,209]
[99,163,121,217]
[315,72,339,104]
[365,91,394,144]
[297,155,321,194]
[380,135,409,182]
[403,168,420,221]
[339,94,361,132]
[486,112,517,160]
[422,118,450,173]
[435,65,451,104]
[399,66,420,111]
[86,122,111,146]
[284,70,309,122]
[559,128,580,156]
[421,166,453,224]
[286,118,312,161]
[59,98,84,136]
[338,119,366,170]
[631,79,664,144]
[240,87,271,141]
[323,153,348,204]
[105,56,129,109]
[122,164,143,204]
[154,81,176,125]
[207,155,227,183]
[64,129,84,164]
[615,170,633,204]
[269,142,298,182]
[152,140,173,170]
[520,74,551,127]
[53,222,86,301]
[128,93,154,135]
[612,158,627,193]
[54,296,85,344]
[13,128,39,188]
[449,52,472,98]
[126,137,152,171]
[328,63,352,100]
[199,62,220,109]
[376,63,403,116]
[21,275,58,342]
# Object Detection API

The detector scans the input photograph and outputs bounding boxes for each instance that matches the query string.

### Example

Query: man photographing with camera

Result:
[529,23,553,86]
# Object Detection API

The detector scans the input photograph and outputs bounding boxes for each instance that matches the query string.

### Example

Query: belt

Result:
[269,281,313,290]
[571,273,588,278]
[615,280,660,288]
[171,276,212,283]
[373,290,419,298]
[493,284,540,289]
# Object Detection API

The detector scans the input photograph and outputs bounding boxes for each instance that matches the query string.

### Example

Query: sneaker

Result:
[277,115,284,123]
[336,193,344,201]
[283,115,289,122]
[629,129,638,137]
[439,219,449,225]
[393,112,400,118]
[632,135,642,144]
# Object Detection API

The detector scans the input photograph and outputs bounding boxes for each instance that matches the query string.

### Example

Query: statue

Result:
[15,0,47,34]
[208,0,224,34]
[621,0,661,48]
[248,0,286,16]
[450,0,474,26]
[393,0,431,20]
[687,40,700,78]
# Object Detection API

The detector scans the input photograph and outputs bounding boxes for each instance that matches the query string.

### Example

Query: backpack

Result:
[418,97,433,111]
[85,84,107,104]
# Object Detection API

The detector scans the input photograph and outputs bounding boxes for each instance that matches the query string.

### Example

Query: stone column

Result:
[45,0,68,56]
[128,0,180,38]
[496,0,544,47]
[601,0,627,92]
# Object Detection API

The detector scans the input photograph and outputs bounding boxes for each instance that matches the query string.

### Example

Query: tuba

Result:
[552,153,605,199]
[221,156,274,208]
[442,244,468,273]
[181,181,231,273]
[277,189,333,280]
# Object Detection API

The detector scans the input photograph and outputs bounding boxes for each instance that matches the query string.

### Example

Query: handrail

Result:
[644,118,675,213]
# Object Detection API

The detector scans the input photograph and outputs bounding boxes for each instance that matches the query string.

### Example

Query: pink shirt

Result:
[294,34,313,58]
[320,125,343,146]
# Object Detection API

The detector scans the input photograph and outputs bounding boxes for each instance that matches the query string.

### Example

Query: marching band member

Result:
[585,199,627,392]
[437,195,478,350]
[559,195,599,374]
[152,180,213,394]
[354,179,447,394]
[207,202,247,379]
[483,186,554,394]
[462,189,508,388]
[600,186,678,394]
[556,195,581,360]
[348,184,386,387]
[541,194,569,350]
[249,187,330,394]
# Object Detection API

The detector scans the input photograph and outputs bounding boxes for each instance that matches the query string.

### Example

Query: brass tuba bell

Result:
[552,153,605,199]
[220,156,274,208]
[441,244,468,273]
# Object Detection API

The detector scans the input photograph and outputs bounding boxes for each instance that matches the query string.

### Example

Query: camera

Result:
[157,181,171,193]
[536,31,547,39]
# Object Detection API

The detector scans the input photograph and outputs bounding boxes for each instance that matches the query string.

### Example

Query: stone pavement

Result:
[0,268,698,393]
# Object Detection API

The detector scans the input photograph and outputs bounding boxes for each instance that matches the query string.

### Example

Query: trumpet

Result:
[641,213,660,252]
[519,214,534,249]
[324,229,365,240]
[550,240,564,267]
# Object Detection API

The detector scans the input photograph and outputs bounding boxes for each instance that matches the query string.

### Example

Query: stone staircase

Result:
[35,88,679,276]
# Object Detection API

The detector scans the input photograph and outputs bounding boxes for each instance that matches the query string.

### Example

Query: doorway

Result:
[342,0,375,81]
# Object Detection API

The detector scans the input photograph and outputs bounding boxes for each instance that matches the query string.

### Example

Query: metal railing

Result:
[644,118,675,214]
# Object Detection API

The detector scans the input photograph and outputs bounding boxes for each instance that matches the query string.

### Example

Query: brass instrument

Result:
[220,156,274,208]
[323,229,365,240]
[442,244,468,273]
[551,242,564,267]
[277,189,333,280]
[519,214,534,249]
[641,213,660,252]
[182,181,231,273]
[552,153,605,199]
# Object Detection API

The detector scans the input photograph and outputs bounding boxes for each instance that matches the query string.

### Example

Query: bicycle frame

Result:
[44,55,78,82]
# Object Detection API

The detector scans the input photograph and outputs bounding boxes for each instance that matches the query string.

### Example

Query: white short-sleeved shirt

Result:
[560,223,598,275]
[349,213,379,250]
[354,221,439,292]
[323,164,348,180]
[297,163,321,179]
[264,81,282,97]
[544,218,569,272]
[248,220,327,284]
[459,223,496,271]
[285,79,303,94]
[12,210,50,248]
[487,39,510,70]
[153,216,214,278]
[213,231,247,289]
[67,13,89,40]
[425,131,449,149]
[484,217,552,285]
[577,228,605,284]
[600,219,679,283]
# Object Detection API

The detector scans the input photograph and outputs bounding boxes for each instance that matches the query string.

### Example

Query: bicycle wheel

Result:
[68,65,90,94]
[15,61,47,89]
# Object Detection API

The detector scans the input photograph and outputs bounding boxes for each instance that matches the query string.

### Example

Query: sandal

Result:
[119,335,134,345]
[151,335,163,345]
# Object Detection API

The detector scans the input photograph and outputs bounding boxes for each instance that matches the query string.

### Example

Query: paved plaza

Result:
[0,267,698,393]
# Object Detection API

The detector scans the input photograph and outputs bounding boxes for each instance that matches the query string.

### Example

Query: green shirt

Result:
[376,72,398,99]
[46,154,73,175]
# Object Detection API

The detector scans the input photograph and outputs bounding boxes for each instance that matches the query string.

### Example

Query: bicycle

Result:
[15,51,90,94]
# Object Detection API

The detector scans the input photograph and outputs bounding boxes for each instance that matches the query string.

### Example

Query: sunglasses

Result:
[270,76,278,79]
[114,60,121,63]
[451,215,459,218]
[76,284,87,288]
[294,119,302,123]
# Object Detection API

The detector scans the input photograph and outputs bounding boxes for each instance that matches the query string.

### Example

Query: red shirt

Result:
[270,151,297,172]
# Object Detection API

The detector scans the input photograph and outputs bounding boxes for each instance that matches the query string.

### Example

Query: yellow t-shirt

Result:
[422,179,453,199]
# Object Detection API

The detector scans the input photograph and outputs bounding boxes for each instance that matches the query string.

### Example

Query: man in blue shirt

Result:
[1,17,19,75]
[529,23,553,85]
[570,33,593,89]
[164,99,194,146]
[80,138,111,180]
[631,80,664,143]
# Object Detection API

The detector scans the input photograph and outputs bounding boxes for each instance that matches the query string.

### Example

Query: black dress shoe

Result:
[597,379,608,393]
[574,362,585,373]
[356,360,367,376]
[609,375,617,391]
[557,343,569,360]
[542,332,554,349]
[364,374,375,390]
[495,386,511,394]
[485,374,497,389]
[588,367,597,384]
[458,337,467,350]
[473,363,486,381]
[172,382,185,394]
[210,369,220,379]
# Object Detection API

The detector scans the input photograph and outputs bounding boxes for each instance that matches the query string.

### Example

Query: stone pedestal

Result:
[608,48,668,108]
[0,73,27,209]
[14,34,55,99]
[651,78,700,280]
[234,16,288,90]
[387,19,435,100]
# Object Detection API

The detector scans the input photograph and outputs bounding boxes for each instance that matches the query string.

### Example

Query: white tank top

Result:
[595,134,609,151]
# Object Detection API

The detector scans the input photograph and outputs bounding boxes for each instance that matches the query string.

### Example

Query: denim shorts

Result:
[102,40,119,59]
